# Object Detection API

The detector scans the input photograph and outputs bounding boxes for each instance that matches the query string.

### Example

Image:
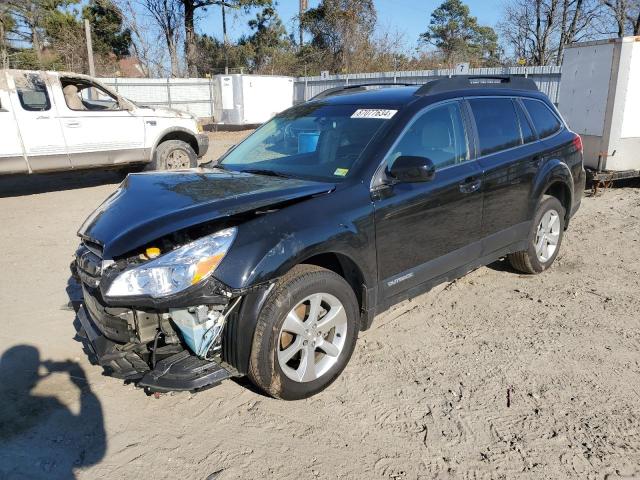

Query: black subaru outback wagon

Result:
[73,76,585,399]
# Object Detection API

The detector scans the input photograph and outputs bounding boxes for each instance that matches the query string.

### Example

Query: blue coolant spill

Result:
[170,309,220,358]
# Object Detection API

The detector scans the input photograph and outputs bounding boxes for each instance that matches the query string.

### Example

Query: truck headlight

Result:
[105,227,236,298]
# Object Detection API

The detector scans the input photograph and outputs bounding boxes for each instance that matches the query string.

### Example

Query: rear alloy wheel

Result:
[508,196,565,274]
[147,139,197,171]
[249,265,359,400]
[534,209,561,263]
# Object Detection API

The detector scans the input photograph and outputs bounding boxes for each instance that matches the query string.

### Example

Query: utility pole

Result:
[0,17,7,70]
[84,19,96,77]
[299,0,307,48]
[222,4,229,75]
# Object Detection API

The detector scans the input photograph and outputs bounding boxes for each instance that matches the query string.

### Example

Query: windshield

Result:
[220,104,396,182]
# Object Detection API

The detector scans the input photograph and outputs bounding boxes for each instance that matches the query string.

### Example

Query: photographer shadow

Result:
[0,345,106,479]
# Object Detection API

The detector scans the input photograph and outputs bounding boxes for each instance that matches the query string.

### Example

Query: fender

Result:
[214,184,377,291]
[150,126,199,161]
[529,158,574,221]
[221,240,372,375]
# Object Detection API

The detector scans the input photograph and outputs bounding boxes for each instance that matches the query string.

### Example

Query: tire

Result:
[248,264,360,400]
[508,196,565,274]
[147,140,197,171]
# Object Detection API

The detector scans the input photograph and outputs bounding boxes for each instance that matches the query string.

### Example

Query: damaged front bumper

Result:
[76,304,233,393]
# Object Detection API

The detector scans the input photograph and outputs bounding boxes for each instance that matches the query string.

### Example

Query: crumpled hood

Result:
[79,168,334,259]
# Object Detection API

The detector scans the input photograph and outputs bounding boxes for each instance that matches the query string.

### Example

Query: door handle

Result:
[65,121,81,128]
[459,177,482,194]
[36,115,50,120]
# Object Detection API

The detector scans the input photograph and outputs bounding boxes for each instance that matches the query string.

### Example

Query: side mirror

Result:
[387,155,436,183]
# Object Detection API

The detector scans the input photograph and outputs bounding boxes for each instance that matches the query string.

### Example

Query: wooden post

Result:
[84,19,96,77]
[299,0,307,47]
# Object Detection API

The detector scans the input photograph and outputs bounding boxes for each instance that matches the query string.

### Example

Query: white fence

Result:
[294,66,562,104]
[99,66,562,121]
[101,77,216,120]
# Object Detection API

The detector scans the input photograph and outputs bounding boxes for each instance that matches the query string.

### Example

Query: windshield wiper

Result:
[242,169,291,179]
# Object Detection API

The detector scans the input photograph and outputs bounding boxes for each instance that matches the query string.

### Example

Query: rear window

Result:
[523,99,562,138]
[469,98,522,156]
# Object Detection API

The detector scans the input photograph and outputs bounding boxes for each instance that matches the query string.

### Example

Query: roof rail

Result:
[415,76,539,96]
[311,83,417,101]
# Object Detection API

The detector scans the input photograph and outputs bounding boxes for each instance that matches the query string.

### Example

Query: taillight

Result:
[573,134,583,153]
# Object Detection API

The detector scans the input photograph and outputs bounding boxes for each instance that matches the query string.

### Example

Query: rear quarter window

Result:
[15,73,51,112]
[469,98,522,156]
[523,99,562,139]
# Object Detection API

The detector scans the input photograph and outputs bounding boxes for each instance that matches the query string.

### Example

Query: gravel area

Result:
[0,138,639,479]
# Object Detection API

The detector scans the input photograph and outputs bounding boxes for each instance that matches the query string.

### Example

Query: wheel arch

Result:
[531,159,574,226]
[151,127,199,160]
[223,250,371,375]
[299,252,367,312]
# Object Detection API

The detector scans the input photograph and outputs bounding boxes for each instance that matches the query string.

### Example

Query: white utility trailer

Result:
[213,74,294,126]
[559,36,640,180]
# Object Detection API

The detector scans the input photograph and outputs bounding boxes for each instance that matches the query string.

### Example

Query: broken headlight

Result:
[105,227,236,298]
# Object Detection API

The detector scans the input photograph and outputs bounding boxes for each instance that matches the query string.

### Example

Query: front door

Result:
[8,71,70,172]
[373,101,484,300]
[54,77,146,169]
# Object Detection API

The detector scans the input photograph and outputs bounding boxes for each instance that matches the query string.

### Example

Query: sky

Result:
[203,0,504,52]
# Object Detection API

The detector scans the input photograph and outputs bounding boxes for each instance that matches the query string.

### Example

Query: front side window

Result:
[62,79,120,111]
[469,98,522,156]
[15,73,51,111]
[220,104,392,182]
[523,99,562,139]
[386,102,469,170]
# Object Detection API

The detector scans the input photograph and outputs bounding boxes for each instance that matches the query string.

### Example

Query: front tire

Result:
[248,265,359,400]
[508,196,565,274]
[147,140,197,171]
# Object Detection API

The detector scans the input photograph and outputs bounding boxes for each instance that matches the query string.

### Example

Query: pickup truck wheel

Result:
[248,265,359,400]
[148,140,197,171]
[508,196,565,274]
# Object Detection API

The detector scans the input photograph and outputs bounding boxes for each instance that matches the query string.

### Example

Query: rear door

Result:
[8,71,70,172]
[373,100,484,300]
[0,74,28,174]
[54,77,146,168]
[467,97,538,253]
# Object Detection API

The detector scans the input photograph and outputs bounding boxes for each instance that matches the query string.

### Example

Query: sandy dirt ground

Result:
[0,133,639,479]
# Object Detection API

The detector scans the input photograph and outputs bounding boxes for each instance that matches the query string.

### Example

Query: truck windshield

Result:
[219,104,396,182]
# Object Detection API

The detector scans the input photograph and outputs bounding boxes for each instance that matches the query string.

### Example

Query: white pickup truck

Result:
[0,69,209,175]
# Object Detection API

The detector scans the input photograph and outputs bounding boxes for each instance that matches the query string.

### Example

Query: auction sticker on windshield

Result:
[351,109,398,120]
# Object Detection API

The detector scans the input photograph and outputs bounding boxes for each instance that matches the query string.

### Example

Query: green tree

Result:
[244,5,291,72]
[419,0,500,66]
[5,0,80,63]
[301,0,376,73]
[179,0,271,77]
[193,34,252,75]
[1,6,15,68]
[83,0,131,58]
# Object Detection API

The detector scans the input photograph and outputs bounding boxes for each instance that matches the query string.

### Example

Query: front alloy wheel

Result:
[277,293,348,383]
[249,265,359,400]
